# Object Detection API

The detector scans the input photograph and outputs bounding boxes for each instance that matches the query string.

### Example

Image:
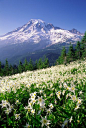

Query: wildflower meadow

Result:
[0,60,86,128]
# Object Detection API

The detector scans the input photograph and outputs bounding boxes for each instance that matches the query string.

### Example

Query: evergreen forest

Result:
[0,32,86,77]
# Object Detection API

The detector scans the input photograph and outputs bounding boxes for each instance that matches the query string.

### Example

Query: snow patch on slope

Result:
[0,19,83,46]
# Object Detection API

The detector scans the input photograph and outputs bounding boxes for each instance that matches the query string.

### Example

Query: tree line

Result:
[56,32,86,64]
[0,32,86,76]
[0,56,49,76]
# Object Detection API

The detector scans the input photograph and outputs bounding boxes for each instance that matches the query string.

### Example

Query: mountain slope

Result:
[0,19,84,64]
[0,19,83,45]
[69,28,82,35]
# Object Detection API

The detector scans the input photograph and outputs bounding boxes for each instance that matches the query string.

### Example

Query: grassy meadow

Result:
[0,59,86,128]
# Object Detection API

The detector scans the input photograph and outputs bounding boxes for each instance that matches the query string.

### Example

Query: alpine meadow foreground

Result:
[0,60,86,128]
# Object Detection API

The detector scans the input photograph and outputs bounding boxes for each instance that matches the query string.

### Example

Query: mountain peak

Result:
[27,19,45,25]
[0,19,84,64]
[25,19,55,32]
[69,28,82,35]
[30,19,45,23]
[0,19,83,46]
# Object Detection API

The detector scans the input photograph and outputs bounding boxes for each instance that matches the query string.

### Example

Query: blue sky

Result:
[0,0,86,35]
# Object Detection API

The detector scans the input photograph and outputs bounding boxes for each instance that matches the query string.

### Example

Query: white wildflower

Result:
[4,107,11,115]
[61,118,69,128]
[15,113,20,120]
[24,123,31,128]
[40,116,50,127]
[49,103,54,109]
[74,104,80,110]
[31,109,35,115]
[62,90,65,95]
[69,116,73,123]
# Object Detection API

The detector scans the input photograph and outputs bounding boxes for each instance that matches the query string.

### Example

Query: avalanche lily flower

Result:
[71,95,77,102]
[49,103,54,109]
[62,90,65,95]
[15,113,20,120]
[46,108,52,115]
[54,99,57,104]
[63,83,67,88]
[4,107,11,115]
[79,90,83,95]
[56,91,61,95]
[0,100,10,108]
[39,90,43,94]
[61,118,69,128]
[50,93,53,96]
[40,116,50,127]
[37,96,45,107]
[24,123,31,128]
[74,104,80,110]
[57,94,61,99]
[15,100,20,104]
[77,98,82,104]
[37,110,41,115]
[69,116,73,123]
[31,109,35,115]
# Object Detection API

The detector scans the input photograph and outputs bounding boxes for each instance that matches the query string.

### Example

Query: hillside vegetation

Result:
[0,59,86,128]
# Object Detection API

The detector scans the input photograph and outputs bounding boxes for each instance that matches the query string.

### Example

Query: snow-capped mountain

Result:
[69,28,82,35]
[0,19,84,64]
[0,19,83,47]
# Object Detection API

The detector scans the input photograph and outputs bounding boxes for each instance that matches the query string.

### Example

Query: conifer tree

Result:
[1,64,4,76]
[43,56,49,68]
[13,64,18,74]
[4,59,9,75]
[34,60,38,70]
[18,61,24,73]
[0,62,4,76]
[75,41,81,59]
[24,58,28,71]
[81,32,86,57]
[81,32,86,47]
[0,61,2,76]
[28,58,34,71]
[38,58,43,69]
[67,44,75,63]
[0,61,1,73]
[58,47,66,64]
[9,64,13,75]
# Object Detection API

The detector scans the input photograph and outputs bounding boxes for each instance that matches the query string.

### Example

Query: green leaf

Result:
[57,107,71,117]
[8,118,13,125]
